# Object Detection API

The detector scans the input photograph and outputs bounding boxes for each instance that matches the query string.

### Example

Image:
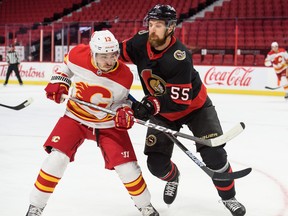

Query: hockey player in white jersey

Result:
[265,41,288,99]
[25,30,159,216]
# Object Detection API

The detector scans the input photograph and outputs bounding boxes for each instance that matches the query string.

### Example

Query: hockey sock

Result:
[115,161,151,209]
[29,149,69,208]
[160,161,179,182]
[213,162,236,200]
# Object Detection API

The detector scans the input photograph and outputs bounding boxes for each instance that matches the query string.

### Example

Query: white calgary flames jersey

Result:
[58,44,133,129]
[265,48,288,74]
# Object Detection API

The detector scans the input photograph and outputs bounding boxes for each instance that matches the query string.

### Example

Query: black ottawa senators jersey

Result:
[121,30,207,121]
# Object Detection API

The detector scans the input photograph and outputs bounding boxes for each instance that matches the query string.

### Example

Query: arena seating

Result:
[0,0,285,66]
[1,0,213,46]
[211,54,223,66]
[62,0,214,42]
[222,54,234,66]
[192,53,202,65]
[0,0,83,23]
[0,0,86,48]
[193,53,266,66]
[182,0,287,65]
[254,54,265,66]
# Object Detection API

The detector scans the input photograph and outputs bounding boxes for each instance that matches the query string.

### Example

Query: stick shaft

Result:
[63,95,218,146]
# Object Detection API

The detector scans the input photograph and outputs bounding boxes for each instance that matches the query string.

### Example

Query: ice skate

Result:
[222,197,246,216]
[138,203,159,216]
[163,175,179,205]
[25,204,44,216]
[284,92,288,100]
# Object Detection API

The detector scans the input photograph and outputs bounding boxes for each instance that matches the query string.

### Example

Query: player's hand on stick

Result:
[114,106,134,130]
[45,83,69,104]
[132,96,160,121]
[45,73,71,103]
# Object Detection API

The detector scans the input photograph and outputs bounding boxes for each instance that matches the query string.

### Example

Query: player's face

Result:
[95,51,119,72]
[272,46,278,52]
[148,19,168,48]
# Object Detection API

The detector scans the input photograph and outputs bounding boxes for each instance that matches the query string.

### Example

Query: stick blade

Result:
[23,97,33,107]
[264,84,288,90]
[212,168,252,181]
[265,86,279,90]
[210,122,245,147]
[13,97,33,110]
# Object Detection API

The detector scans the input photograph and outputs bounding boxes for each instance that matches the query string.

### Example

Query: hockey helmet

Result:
[144,4,177,26]
[89,30,119,54]
[271,41,278,47]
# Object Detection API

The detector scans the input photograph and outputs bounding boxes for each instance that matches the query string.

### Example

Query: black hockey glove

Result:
[132,96,160,121]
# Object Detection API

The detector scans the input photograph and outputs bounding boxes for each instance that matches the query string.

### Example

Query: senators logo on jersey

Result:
[141,69,166,96]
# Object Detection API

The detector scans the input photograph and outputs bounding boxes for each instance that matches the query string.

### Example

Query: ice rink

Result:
[1,85,288,216]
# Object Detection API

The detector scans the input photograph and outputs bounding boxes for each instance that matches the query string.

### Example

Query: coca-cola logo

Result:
[203,67,253,86]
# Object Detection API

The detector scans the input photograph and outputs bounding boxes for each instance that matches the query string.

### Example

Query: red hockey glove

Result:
[132,96,160,121]
[114,107,134,130]
[45,83,69,104]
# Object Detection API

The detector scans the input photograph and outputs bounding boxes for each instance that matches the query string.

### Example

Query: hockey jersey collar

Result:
[146,36,176,60]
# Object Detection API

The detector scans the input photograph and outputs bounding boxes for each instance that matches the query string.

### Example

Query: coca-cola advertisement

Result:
[194,65,276,91]
[204,66,253,87]
[0,62,279,92]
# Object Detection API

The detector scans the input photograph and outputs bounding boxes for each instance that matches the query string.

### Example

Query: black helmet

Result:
[144,4,177,26]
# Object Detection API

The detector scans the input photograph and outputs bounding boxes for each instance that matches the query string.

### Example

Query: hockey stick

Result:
[128,95,251,181]
[162,132,251,181]
[127,94,245,147]
[64,95,251,179]
[62,95,244,147]
[0,98,33,110]
[265,83,288,90]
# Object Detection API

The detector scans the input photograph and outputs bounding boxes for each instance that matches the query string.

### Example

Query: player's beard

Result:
[148,33,166,48]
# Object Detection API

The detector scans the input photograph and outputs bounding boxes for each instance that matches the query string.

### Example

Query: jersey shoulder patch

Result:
[173,50,186,61]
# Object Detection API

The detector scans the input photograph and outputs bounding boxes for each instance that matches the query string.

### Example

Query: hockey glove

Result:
[45,83,69,104]
[45,74,71,104]
[45,83,69,103]
[114,107,134,130]
[132,96,160,121]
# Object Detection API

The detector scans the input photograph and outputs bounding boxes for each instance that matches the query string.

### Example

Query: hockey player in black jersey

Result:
[120,4,246,216]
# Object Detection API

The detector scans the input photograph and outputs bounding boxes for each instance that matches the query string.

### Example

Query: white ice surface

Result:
[0,85,288,216]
